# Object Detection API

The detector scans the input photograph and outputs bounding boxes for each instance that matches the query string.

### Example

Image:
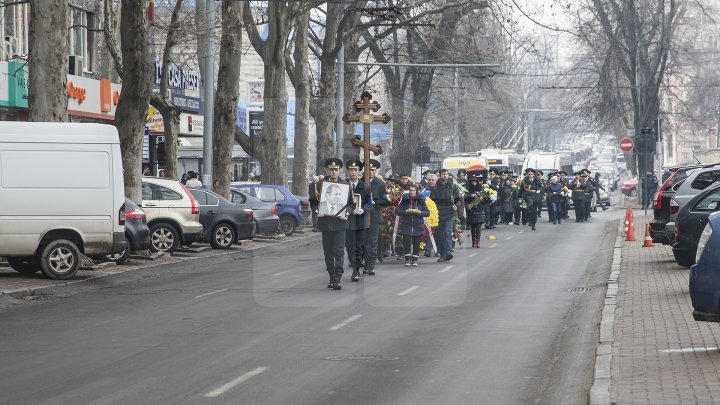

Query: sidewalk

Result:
[597,211,720,404]
[0,230,320,298]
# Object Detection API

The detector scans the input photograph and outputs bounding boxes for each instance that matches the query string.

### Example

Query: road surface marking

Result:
[272,269,294,276]
[194,289,228,299]
[659,347,719,353]
[440,265,453,273]
[468,253,478,258]
[398,286,419,296]
[490,243,498,248]
[329,314,363,331]
[505,236,513,240]
[204,367,268,397]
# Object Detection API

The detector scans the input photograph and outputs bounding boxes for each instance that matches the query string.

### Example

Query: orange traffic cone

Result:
[627,204,634,223]
[642,224,654,247]
[626,220,636,241]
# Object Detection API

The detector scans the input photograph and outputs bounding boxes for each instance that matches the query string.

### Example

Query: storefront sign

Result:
[153,62,199,93]
[67,74,122,120]
[171,91,201,113]
[249,110,264,138]
[0,62,29,108]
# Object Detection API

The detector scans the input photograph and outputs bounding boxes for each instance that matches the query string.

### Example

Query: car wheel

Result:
[103,235,131,264]
[673,249,695,268]
[7,256,41,274]
[40,239,81,280]
[629,188,637,197]
[279,215,296,236]
[149,223,180,253]
[210,223,236,249]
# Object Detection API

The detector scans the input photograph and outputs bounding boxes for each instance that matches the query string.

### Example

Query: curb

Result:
[589,220,623,404]
[0,232,321,300]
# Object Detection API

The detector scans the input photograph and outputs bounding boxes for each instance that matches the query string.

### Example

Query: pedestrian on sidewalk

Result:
[641,169,659,210]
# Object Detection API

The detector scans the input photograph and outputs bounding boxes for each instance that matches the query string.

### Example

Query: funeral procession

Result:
[5,1,720,404]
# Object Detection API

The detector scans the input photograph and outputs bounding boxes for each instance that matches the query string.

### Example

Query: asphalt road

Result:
[0,206,621,405]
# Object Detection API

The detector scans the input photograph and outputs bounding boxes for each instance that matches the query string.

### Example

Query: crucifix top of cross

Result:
[342,91,391,185]
[342,91,391,126]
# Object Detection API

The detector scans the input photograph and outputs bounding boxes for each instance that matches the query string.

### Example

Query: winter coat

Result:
[518,177,543,204]
[368,177,390,225]
[499,183,516,213]
[544,182,566,204]
[346,180,374,230]
[397,195,430,237]
[430,179,462,220]
[464,182,488,225]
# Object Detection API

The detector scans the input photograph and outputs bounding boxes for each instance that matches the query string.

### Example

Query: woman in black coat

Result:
[396,184,430,266]
[464,176,487,247]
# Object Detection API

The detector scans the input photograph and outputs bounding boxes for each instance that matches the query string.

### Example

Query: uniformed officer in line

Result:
[485,168,499,229]
[581,169,595,220]
[556,170,571,220]
[345,159,374,282]
[569,170,590,222]
[518,168,543,230]
[310,158,349,290]
[364,159,390,276]
[535,170,545,219]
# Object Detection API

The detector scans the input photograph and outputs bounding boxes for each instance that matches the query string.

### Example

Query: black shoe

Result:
[445,253,453,261]
[368,268,375,275]
[424,252,431,257]
[333,274,342,290]
[404,256,411,266]
[531,224,536,230]
[553,220,557,224]
[602,208,608,211]
[575,220,581,222]
[327,274,334,289]
[363,269,368,275]
[437,257,447,263]
[351,271,359,282]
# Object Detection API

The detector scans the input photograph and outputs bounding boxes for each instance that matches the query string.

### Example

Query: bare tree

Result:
[212,0,244,197]
[113,0,153,202]
[28,0,68,122]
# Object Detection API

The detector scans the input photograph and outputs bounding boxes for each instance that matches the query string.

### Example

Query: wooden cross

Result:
[342,91,391,184]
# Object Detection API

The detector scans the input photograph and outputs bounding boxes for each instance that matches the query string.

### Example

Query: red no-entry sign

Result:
[620,137,634,152]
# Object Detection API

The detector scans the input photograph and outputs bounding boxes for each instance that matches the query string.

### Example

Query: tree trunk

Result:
[212,0,244,198]
[388,89,408,175]
[28,0,68,122]
[195,0,207,91]
[115,0,152,202]
[292,11,310,196]
[161,107,180,178]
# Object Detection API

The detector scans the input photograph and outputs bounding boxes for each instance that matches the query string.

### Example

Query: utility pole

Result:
[202,0,214,189]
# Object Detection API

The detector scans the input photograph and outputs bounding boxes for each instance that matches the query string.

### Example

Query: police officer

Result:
[345,159,373,282]
[485,168,499,229]
[518,168,542,230]
[556,170,571,220]
[364,159,389,276]
[581,169,595,220]
[311,158,349,290]
[570,171,589,222]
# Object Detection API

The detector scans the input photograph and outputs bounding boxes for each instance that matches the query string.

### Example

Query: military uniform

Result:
[344,160,374,282]
[518,168,542,230]
[364,159,390,275]
[311,158,350,290]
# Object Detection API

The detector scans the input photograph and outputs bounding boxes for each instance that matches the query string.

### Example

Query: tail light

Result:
[670,199,679,215]
[119,202,126,226]
[180,184,199,214]
[271,205,277,215]
[124,208,146,220]
[675,222,681,243]
[655,172,676,209]
[243,208,254,218]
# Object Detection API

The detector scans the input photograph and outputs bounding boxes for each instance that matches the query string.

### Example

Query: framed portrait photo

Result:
[318,182,350,219]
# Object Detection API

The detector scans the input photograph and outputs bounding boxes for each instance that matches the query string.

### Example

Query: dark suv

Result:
[649,165,701,244]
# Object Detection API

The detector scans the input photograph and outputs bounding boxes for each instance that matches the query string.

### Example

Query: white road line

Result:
[490,243,498,248]
[329,314,363,331]
[468,253,478,258]
[398,286,419,296]
[194,289,228,299]
[204,367,268,397]
[440,265,453,273]
[505,236,513,240]
[659,347,719,353]
[272,269,294,276]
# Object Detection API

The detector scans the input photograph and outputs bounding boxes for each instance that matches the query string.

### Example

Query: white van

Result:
[522,152,574,179]
[0,122,126,279]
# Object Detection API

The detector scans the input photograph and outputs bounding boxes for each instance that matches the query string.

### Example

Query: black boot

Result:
[327,273,334,289]
[411,255,418,266]
[351,267,360,282]
[366,260,375,275]
[531,223,536,230]
[404,255,411,266]
[332,274,342,290]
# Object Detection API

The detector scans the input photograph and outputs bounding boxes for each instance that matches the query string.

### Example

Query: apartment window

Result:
[68,7,94,71]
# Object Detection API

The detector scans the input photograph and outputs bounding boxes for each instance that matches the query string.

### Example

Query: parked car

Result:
[664,163,720,243]
[141,177,203,253]
[230,182,307,236]
[689,211,720,322]
[188,188,255,248]
[672,182,720,268]
[229,189,280,234]
[621,178,638,196]
[649,165,700,244]
[0,122,126,280]
[100,199,151,264]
